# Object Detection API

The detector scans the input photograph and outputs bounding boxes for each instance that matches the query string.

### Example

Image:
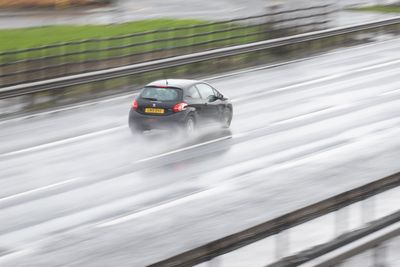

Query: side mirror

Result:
[207,95,218,102]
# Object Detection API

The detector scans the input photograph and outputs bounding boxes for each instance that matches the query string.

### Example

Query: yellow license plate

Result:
[145,108,165,114]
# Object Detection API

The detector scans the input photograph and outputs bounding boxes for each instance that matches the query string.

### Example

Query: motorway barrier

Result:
[298,219,400,267]
[0,16,399,118]
[269,212,400,267]
[0,5,331,87]
[0,16,399,100]
[148,172,400,267]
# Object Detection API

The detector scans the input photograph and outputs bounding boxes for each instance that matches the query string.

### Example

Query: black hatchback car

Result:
[129,79,233,135]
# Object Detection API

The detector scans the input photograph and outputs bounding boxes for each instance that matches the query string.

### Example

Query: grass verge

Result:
[0,18,265,62]
[0,19,207,52]
[351,5,400,13]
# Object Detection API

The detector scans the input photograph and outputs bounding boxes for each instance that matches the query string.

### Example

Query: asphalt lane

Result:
[0,38,400,266]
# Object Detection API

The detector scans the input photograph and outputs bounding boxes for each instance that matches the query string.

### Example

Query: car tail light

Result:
[173,102,188,113]
[132,99,139,110]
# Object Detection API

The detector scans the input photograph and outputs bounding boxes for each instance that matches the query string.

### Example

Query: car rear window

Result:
[140,87,181,101]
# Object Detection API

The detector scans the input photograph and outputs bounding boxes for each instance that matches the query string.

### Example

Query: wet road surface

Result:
[0,38,399,265]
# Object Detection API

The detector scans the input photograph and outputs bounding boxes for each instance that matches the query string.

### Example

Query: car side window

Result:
[186,86,201,99]
[196,83,216,100]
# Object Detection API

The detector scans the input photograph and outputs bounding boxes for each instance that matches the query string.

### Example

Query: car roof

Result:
[146,79,201,90]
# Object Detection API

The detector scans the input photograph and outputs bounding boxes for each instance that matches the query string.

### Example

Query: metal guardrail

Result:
[0,17,400,99]
[0,16,399,100]
[269,211,400,267]
[148,172,400,267]
[0,5,331,87]
[298,219,400,267]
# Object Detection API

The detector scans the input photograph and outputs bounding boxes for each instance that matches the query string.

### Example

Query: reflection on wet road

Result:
[0,38,400,266]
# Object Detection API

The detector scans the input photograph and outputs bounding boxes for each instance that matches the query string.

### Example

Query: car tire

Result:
[221,108,232,128]
[129,126,144,136]
[183,115,196,137]
[129,119,144,136]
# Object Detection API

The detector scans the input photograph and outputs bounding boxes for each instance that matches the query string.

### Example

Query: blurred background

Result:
[0,0,399,266]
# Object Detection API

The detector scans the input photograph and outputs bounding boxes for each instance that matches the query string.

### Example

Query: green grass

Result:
[351,5,400,13]
[0,19,266,62]
[0,19,206,52]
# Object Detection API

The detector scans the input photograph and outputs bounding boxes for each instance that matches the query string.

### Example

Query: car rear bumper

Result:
[128,108,188,131]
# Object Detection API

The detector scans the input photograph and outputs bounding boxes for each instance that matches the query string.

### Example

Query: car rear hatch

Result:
[136,86,183,116]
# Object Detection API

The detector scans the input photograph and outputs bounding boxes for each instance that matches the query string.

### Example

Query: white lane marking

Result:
[205,37,400,81]
[97,186,224,227]
[1,37,400,126]
[198,117,400,185]
[2,122,397,238]
[380,88,400,95]
[0,125,124,158]
[272,106,337,125]
[4,71,391,160]
[99,124,400,228]
[232,58,400,103]
[135,102,391,166]
[276,127,400,168]
[1,56,397,160]
[0,93,135,126]
[0,178,78,203]
[1,54,399,159]
[0,248,34,264]
[134,135,232,163]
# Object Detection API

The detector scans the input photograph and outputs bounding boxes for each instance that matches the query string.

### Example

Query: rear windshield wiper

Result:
[141,97,158,101]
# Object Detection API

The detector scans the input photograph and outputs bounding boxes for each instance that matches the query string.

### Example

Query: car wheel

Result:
[129,121,144,136]
[184,115,195,136]
[130,126,144,136]
[221,108,232,128]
